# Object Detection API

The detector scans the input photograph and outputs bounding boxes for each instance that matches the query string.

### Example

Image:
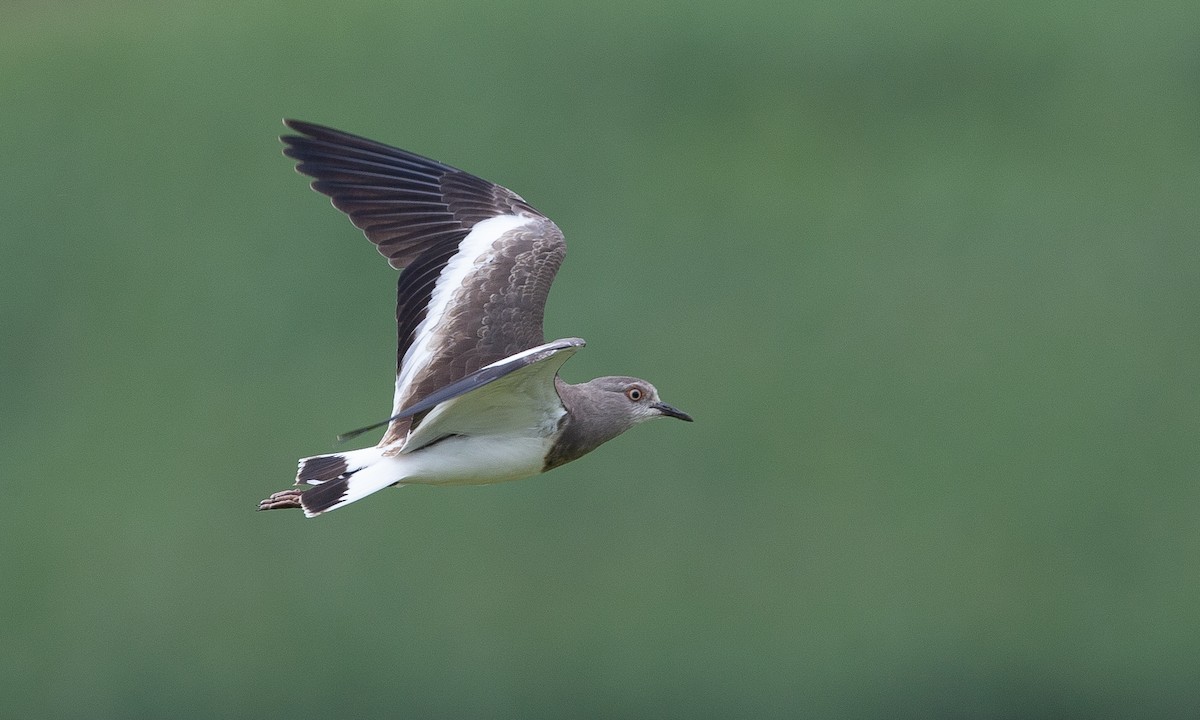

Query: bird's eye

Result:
[626,387,643,401]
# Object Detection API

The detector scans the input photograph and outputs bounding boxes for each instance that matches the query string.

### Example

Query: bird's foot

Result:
[258,488,304,511]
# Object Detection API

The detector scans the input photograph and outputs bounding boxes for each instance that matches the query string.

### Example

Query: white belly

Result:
[398,433,552,486]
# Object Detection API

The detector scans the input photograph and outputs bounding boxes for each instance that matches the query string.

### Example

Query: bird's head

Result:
[585,376,694,425]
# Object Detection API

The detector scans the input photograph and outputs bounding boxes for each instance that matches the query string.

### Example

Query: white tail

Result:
[291,446,402,517]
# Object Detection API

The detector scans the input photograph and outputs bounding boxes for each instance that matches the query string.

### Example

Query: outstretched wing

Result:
[280,120,566,443]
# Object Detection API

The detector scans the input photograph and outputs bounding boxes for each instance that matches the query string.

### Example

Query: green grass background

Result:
[3,1,1198,717]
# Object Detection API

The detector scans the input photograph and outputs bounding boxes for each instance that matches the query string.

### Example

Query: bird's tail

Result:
[258,446,399,517]
[295,446,383,486]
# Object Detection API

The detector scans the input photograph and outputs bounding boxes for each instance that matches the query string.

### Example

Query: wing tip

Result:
[279,119,369,154]
[281,117,327,137]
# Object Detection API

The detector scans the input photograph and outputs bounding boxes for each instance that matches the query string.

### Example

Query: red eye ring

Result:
[626,387,643,401]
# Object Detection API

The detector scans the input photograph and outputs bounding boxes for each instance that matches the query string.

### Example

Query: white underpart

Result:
[313,343,580,516]
[310,430,554,517]
[391,213,534,418]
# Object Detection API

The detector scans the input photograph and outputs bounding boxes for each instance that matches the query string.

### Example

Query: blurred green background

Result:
[3,0,1198,717]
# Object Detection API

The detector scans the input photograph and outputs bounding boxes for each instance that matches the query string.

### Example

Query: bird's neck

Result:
[544,377,627,471]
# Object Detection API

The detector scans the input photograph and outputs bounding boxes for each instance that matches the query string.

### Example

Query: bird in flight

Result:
[258,120,692,517]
